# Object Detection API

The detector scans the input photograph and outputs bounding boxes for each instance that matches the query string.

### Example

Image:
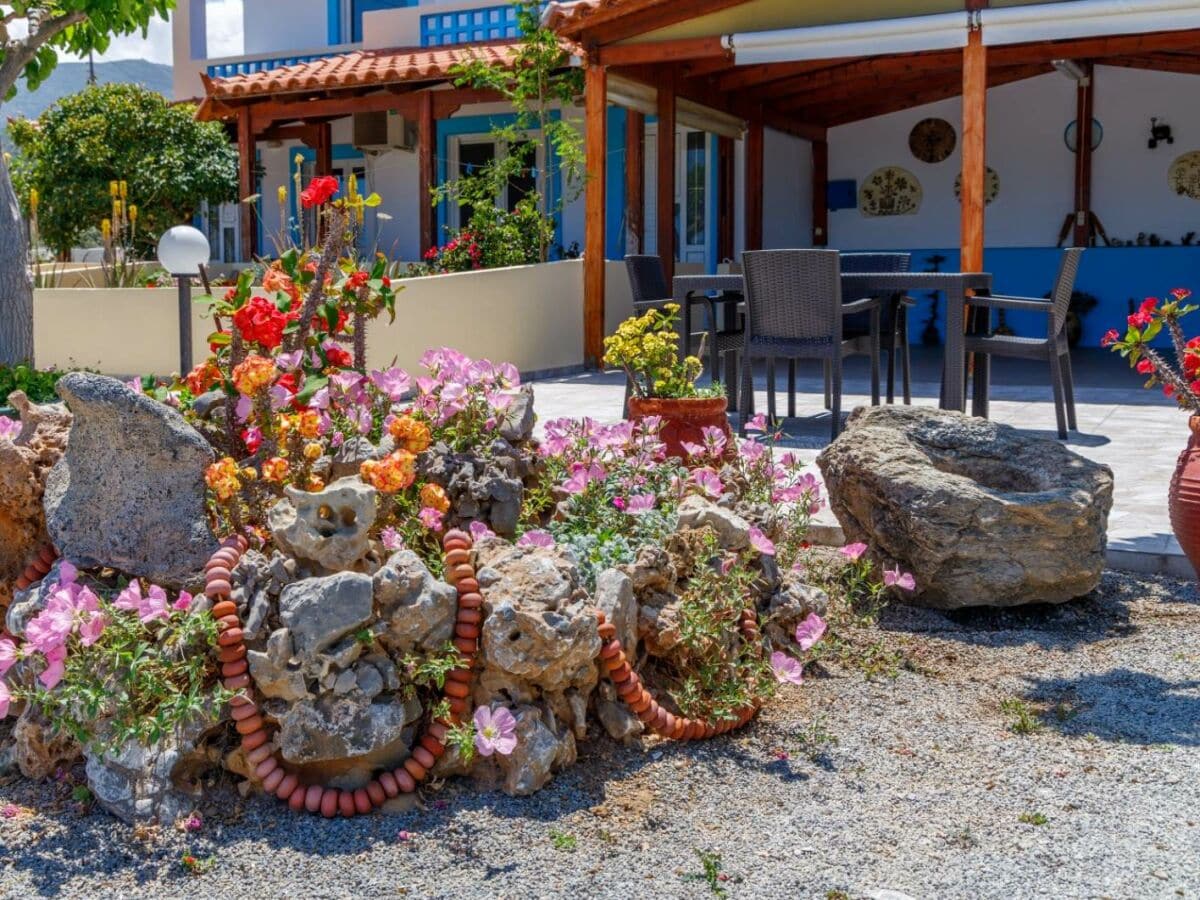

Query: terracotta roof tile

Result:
[204,41,522,101]
[542,0,660,36]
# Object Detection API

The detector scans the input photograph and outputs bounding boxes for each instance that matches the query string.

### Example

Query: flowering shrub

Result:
[1103,288,1200,411]
[604,303,718,399]
[0,564,227,754]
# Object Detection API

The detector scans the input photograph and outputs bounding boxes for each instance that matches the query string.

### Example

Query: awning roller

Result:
[980,0,1200,46]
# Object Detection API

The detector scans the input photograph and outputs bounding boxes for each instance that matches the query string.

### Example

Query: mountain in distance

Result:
[3,59,173,124]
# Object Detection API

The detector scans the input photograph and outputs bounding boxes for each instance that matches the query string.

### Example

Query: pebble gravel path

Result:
[2,570,1198,899]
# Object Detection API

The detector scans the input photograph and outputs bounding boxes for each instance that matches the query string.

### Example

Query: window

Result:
[420,4,520,46]
[685,131,706,247]
[450,138,542,228]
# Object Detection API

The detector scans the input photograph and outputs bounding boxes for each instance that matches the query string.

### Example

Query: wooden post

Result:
[315,122,333,178]
[717,135,735,261]
[960,26,987,273]
[656,72,676,284]
[745,117,764,252]
[625,109,644,255]
[584,63,608,369]
[812,136,829,247]
[418,90,436,256]
[237,106,257,261]
[1072,63,1095,247]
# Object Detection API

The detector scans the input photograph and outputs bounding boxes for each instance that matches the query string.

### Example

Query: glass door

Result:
[679,129,710,265]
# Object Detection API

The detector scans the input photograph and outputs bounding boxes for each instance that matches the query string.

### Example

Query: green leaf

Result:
[295,375,329,406]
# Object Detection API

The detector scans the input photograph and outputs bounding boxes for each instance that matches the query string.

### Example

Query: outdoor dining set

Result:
[626,247,1084,441]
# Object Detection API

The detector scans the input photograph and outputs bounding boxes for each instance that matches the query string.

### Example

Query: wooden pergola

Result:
[550,0,1200,365]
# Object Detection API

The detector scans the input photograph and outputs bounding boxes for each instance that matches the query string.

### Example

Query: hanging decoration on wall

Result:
[1064,118,1103,153]
[954,167,1000,206]
[908,118,957,164]
[1168,151,1200,201]
[1149,117,1174,150]
[858,166,922,217]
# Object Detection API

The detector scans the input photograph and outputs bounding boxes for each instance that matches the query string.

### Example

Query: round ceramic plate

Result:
[1169,151,1200,200]
[909,118,957,164]
[955,167,1000,206]
[859,166,923,217]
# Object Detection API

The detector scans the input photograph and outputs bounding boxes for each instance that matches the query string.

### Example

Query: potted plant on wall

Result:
[1105,288,1200,575]
[605,303,731,460]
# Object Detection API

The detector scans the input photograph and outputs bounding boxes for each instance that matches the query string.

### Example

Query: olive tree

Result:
[0,0,172,365]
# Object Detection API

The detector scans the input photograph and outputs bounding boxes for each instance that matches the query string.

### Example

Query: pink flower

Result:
[418,507,445,532]
[39,645,67,690]
[173,591,194,612]
[369,367,411,402]
[0,639,19,677]
[738,438,765,463]
[680,441,706,458]
[840,542,868,561]
[517,530,555,549]
[749,526,776,556]
[469,521,495,542]
[380,526,405,551]
[397,829,413,843]
[794,612,827,651]
[562,463,605,495]
[0,680,9,719]
[139,586,171,623]
[78,612,107,646]
[0,416,20,442]
[690,467,724,499]
[114,581,143,612]
[276,350,303,370]
[184,813,203,833]
[770,651,804,685]
[611,496,627,511]
[883,567,917,592]
[473,705,518,757]
[25,605,71,654]
[625,494,656,515]
[745,413,768,432]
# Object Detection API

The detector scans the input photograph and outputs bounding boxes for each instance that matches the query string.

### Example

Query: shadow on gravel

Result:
[1020,668,1200,747]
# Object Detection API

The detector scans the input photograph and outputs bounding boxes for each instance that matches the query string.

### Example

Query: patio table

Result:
[672,270,994,413]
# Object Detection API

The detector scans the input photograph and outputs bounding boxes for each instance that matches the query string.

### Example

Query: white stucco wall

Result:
[242,0,330,55]
[762,128,813,250]
[826,65,1200,250]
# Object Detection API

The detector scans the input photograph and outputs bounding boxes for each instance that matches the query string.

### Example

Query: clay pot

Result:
[1170,415,1200,578]
[627,396,731,462]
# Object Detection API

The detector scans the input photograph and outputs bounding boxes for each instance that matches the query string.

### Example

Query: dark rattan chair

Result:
[624,254,743,407]
[964,247,1084,440]
[840,252,914,405]
[739,249,880,441]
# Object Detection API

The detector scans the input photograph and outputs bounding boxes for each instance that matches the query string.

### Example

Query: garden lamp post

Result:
[157,226,211,376]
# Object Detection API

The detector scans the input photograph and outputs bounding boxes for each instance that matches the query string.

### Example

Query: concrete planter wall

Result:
[32,260,635,378]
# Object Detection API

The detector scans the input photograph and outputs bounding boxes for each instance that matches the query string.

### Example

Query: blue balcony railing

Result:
[207,52,337,79]
[420,4,521,46]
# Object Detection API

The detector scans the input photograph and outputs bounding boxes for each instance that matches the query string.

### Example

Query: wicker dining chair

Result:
[840,252,915,405]
[623,255,743,409]
[739,249,880,441]
[964,247,1084,440]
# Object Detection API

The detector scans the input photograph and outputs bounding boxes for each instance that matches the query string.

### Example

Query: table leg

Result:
[970,299,991,419]
[943,284,966,412]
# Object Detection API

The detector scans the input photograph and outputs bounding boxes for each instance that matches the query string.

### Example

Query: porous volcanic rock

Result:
[817,405,1114,608]
[373,550,458,654]
[268,478,378,572]
[278,572,374,660]
[43,373,217,587]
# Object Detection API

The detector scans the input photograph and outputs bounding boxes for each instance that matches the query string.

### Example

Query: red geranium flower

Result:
[232,295,290,350]
[300,176,339,209]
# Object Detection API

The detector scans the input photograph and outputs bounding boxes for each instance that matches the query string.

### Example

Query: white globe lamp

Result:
[156,225,212,375]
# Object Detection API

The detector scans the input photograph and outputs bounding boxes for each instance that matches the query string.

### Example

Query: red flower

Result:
[1100,328,1120,348]
[1171,288,1192,303]
[311,306,349,335]
[276,372,300,395]
[325,344,352,368]
[232,295,290,350]
[300,176,339,209]
[209,329,228,353]
[1164,383,1176,398]
[241,427,262,454]
[424,247,438,261]
[382,276,392,288]
[1128,297,1157,329]
[346,271,369,291]
[1136,358,1154,375]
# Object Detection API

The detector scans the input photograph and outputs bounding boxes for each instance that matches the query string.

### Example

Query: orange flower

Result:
[232,355,276,396]
[262,457,290,483]
[360,450,416,494]
[205,457,241,501]
[263,267,300,308]
[185,359,222,396]
[419,483,450,514]
[297,409,322,439]
[387,415,431,454]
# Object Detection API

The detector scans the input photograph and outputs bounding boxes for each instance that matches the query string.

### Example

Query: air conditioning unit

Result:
[352,111,418,153]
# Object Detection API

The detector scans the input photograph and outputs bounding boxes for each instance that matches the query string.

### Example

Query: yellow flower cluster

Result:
[603,303,703,399]
[419,483,450,513]
[278,409,322,440]
[387,415,432,454]
[205,457,242,501]
[232,355,276,396]
[262,457,290,483]
[360,449,417,494]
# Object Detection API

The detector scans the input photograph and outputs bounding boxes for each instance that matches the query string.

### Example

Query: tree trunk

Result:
[0,147,35,366]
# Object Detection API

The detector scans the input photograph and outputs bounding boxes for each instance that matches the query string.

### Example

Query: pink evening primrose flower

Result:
[770,651,805,686]
[794,613,828,652]
[840,542,869,561]
[625,494,656,515]
[749,526,776,556]
[369,367,411,402]
[380,526,406,551]
[690,467,724,499]
[469,521,496,542]
[517,530,555,549]
[114,581,143,612]
[39,645,67,690]
[0,638,18,677]
[24,605,72,655]
[418,507,445,532]
[680,441,706,459]
[276,350,303,370]
[173,591,194,613]
[0,680,9,719]
[611,496,627,511]
[0,416,20,442]
[745,413,768,433]
[125,377,143,394]
[473,705,518,757]
[139,586,172,623]
[884,567,917,592]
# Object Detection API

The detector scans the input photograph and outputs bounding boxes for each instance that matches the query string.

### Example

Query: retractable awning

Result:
[980,0,1200,46]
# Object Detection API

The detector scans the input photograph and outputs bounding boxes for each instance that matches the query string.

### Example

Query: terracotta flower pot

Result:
[1170,415,1200,577]
[627,396,732,462]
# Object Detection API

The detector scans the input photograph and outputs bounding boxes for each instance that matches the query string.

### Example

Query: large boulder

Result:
[817,406,1114,608]
[43,374,217,587]
[373,550,458,654]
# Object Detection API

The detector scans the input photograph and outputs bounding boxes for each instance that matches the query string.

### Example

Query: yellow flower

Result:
[205,457,242,501]
[419,482,450,514]
[128,204,138,225]
[231,355,276,396]
[277,185,288,205]
[262,457,290,483]
[28,188,38,214]
[119,180,128,199]
[297,410,322,440]
[348,173,358,199]
[306,476,325,492]
[294,153,305,167]
[101,219,112,241]
[109,180,119,198]
[387,415,431,454]
[303,442,323,461]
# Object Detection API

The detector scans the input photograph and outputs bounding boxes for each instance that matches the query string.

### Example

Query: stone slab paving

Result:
[529,349,1192,577]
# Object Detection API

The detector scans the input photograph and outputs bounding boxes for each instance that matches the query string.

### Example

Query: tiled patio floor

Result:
[530,349,1190,576]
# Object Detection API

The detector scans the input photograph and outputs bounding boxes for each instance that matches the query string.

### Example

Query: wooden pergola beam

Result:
[596,35,728,66]
[711,59,849,92]
[745,115,763,252]
[1104,54,1200,75]
[584,63,608,368]
[577,0,750,46]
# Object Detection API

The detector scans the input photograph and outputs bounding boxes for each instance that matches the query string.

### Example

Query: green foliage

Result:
[791,715,839,762]
[1019,811,1048,826]
[1001,697,1043,735]
[549,829,577,852]
[401,642,468,693]
[9,83,238,253]
[0,362,66,404]
[689,849,729,897]
[445,718,478,764]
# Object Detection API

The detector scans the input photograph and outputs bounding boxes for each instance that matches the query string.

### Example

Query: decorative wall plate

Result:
[858,166,922,217]
[909,118,957,164]
[1064,118,1103,153]
[955,167,1000,206]
[1169,151,1200,201]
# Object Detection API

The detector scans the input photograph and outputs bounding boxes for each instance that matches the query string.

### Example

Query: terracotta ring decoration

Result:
[207,528,482,817]
[595,608,761,740]
[12,543,59,594]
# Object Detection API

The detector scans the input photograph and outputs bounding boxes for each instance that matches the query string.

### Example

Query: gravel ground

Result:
[2,569,1199,900]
